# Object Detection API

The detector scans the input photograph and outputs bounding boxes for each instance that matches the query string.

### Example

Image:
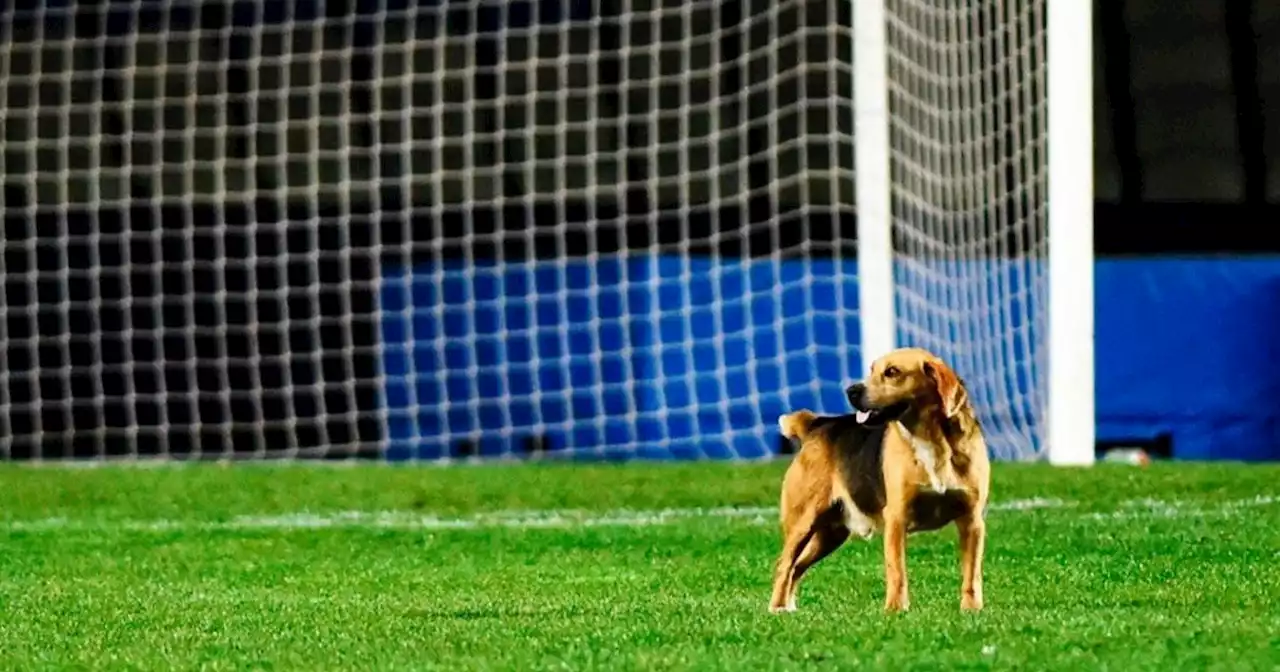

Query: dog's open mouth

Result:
[853,401,910,426]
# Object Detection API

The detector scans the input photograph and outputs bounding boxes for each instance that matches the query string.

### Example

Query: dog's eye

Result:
[883,366,900,379]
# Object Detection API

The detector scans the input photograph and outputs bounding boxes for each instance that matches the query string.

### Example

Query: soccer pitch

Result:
[2,462,1278,670]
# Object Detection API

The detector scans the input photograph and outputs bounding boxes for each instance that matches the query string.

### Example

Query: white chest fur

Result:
[894,421,950,493]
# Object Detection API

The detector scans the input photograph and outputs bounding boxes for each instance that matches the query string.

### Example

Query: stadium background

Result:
[2,0,1279,462]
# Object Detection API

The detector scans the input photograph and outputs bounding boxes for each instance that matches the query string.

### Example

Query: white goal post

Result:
[855,0,1095,465]
[1045,0,1097,466]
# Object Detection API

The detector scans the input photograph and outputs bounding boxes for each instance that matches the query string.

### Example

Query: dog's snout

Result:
[845,383,867,409]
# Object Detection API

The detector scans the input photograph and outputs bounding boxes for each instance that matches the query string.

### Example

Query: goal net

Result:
[0,1,1051,461]
[885,0,1049,460]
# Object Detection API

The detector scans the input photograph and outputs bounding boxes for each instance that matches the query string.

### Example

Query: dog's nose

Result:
[845,383,866,407]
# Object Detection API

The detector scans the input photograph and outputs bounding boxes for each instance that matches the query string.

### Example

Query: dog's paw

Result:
[884,596,911,613]
[768,603,797,614]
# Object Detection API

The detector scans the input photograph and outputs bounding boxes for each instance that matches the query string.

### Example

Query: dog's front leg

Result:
[882,514,910,612]
[956,513,985,611]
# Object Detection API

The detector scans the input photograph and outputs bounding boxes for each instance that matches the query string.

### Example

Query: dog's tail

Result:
[778,410,819,441]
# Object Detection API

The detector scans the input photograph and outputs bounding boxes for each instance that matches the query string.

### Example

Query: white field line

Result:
[2,506,780,533]
[1083,494,1280,520]
[1,496,1275,533]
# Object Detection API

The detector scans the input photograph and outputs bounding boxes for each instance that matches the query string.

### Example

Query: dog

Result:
[768,347,990,614]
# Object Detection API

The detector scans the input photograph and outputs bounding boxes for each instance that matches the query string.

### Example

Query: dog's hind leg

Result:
[769,525,813,613]
[784,522,849,610]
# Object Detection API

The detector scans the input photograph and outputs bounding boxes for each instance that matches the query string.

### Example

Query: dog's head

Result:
[845,347,969,425]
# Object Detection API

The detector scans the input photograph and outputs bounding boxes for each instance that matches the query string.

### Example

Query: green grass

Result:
[2,461,1279,671]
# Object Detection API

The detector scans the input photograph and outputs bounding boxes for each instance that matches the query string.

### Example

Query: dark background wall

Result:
[1092,0,1280,251]
[0,0,1276,459]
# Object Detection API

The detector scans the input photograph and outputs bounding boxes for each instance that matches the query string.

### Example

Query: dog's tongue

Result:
[855,410,871,424]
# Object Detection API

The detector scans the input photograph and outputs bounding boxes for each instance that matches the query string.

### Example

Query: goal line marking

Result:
[4,496,1276,533]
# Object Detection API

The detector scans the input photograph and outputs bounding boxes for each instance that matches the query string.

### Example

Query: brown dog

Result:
[768,347,990,614]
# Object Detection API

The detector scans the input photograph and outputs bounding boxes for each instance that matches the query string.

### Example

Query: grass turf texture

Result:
[2,462,1278,670]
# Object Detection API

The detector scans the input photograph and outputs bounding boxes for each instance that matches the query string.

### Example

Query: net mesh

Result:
[0,1,1044,461]
[887,0,1048,459]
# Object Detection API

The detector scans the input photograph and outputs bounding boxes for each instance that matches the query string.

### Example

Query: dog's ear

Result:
[923,360,967,418]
